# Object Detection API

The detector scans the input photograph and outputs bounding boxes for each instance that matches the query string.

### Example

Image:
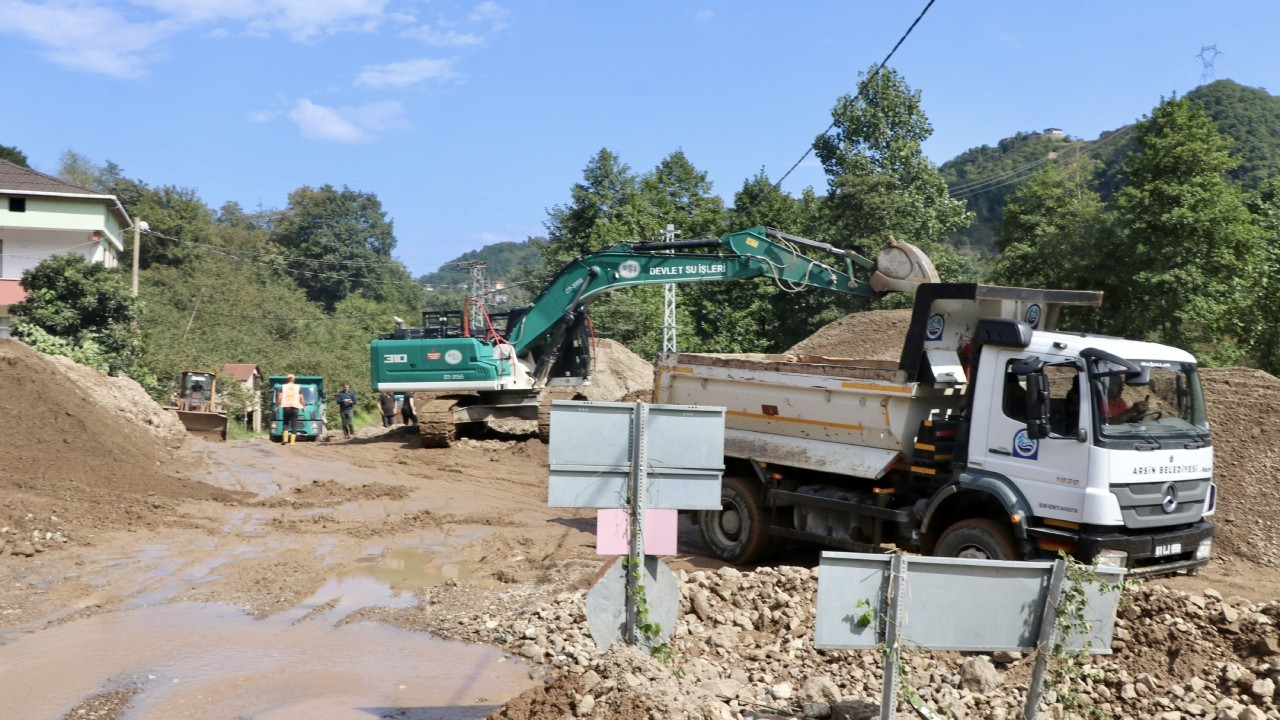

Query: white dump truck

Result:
[654,284,1215,577]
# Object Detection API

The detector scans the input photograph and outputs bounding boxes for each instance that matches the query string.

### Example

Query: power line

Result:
[774,0,938,188]
[141,229,412,269]
[947,124,1139,200]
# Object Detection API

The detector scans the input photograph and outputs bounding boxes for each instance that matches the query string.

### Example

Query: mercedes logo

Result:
[1161,483,1179,514]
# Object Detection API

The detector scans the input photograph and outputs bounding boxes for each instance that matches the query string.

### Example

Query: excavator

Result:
[369,226,939,447]
[165,370,229,441]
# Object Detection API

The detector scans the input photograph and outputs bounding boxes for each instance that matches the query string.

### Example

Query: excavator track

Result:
[419,396,463,448]
[537,391,583,444]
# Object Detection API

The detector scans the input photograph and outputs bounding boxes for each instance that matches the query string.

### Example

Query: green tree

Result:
[813,66,973,276]
[10,254,141,376]
[270,184,415,311]
[1242,177,1280,372]
[0,144,29,168]
[1110,94,1264,364]
[990,160,1112,296]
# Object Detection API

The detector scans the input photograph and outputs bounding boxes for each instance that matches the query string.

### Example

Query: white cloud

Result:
[285,98,408,142]
[469,1,509,30]
[997,34,1023,50]
[136,0,391,41]
[0,1,176,78]
[694,10,714,24]
[356,57,459,87]
[401,24,483,47]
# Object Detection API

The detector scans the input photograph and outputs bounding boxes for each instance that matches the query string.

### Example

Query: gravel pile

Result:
[405,564,1280,720]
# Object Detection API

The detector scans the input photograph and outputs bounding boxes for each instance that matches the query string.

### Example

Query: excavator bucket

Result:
[174,410,229,441]
[870,236,940,295]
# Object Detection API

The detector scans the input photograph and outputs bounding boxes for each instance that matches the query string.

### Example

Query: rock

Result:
[959,657,1000,694]
[831,698,879,720]
[1220,605,1241,624]
[574,694,595,716]
[770,682,793,700]
[800,676,840,706]
[692,590,713,622]
[698,678,742,700]
[991,650,1022,664]
[1239,707,1268,720]
[11,542,35,557]
[1249,677,1275,701]
[803,701,833,718]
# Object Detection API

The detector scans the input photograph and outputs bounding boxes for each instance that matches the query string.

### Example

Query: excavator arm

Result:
[506,226,938,356]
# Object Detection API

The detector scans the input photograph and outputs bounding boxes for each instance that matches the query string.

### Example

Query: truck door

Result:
[979,354,1091,525]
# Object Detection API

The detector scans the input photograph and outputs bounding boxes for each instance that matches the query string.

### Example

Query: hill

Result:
[941,79,1280,255]
[417,239,541,291]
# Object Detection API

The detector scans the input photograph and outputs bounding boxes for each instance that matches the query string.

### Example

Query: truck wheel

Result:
[698,475,774,565]
[935,518,1020,561]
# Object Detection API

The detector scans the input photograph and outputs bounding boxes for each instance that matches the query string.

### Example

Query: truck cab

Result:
[954,322,1214,574]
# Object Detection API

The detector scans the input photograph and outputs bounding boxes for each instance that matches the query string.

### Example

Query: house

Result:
[222,363,263,432]
[0,159,132,338]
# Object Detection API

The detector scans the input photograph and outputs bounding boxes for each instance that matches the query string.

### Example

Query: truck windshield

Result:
[1090,360,1208,442]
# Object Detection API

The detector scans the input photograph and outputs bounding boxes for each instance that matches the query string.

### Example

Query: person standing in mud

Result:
[378,390,397,428]
[400,391,418,426]
[336,382,357,438]
[278,374,304,444]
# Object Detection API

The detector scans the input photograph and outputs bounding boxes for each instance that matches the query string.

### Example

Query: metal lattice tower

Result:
[1196,45,1221,85]
[662,224,678,353]
[463,261,490,300]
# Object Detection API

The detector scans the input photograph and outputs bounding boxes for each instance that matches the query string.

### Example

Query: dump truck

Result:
[654,283,1215,577]
[166,370,228,441]
[267,375,327,442]
[370,226,938,446]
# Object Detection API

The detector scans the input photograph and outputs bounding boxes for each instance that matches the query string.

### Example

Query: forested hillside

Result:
[942,79,1280,256]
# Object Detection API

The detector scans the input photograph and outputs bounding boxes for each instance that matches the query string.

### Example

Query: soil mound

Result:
[582,339,654,402]
[0,340,241,556]
[785,308,911,360]
[1200,367,1280,568]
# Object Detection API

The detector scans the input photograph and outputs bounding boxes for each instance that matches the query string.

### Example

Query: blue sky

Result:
[2,1,1276,277]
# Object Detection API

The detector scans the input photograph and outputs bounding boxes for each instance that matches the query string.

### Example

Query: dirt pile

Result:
[582,338,654,402]
[419,563,1280,720]
[1200,368,1280,568]
[785,308,912,360]
[0,340,241,556]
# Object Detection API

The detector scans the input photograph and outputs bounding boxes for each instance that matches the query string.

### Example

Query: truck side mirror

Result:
[1024,372,1051,439]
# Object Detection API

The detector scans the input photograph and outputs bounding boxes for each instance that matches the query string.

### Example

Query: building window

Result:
[8,197,25,212]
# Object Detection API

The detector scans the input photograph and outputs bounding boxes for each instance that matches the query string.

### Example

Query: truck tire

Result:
[935,518,1020,561]
[698,475,775,565]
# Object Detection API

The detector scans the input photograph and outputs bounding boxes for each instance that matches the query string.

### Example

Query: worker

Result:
[279,373,305,443]
[378,390,397,428]
[400,391,418,426]
[1103,379,1149,424]
[336,382,357,438]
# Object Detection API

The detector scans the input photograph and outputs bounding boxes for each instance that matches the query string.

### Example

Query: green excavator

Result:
[369,226,938,447]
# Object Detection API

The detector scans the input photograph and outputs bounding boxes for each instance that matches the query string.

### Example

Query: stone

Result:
[574,694,595,717]
[831,698,879,720]
[770,682,793,700]
[991,650,1022,663]
[1249,677,1275,701]
[959,657,1000,694]
[692,590,714,622]
[800,676,840,705]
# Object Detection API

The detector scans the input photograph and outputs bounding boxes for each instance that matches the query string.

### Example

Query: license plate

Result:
[1154,542,1182,557]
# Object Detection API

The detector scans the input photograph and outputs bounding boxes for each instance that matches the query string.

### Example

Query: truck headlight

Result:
[1094,549,1128,569]
[1195,539,1212,561]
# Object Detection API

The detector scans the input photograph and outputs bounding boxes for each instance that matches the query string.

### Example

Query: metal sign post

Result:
[549,400,725,651]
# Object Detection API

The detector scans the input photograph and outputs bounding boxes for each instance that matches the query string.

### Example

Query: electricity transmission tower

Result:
[662,224,678,353]
[1196,45,1221,85]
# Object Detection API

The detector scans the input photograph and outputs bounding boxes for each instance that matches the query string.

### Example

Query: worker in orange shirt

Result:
[279,373,305,444]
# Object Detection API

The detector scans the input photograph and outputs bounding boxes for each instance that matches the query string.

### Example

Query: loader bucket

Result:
[870,236,941,295]
[173,409,229,441]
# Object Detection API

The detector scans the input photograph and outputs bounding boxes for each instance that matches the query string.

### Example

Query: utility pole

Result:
[131,221,141,296]
[662,224,677,353]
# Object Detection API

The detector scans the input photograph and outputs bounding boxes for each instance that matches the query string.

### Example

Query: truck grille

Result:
[1112,478,1210,529]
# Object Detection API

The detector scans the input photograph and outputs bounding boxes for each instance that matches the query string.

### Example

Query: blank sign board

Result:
[815,552,1123,653]
[547,401,725,510]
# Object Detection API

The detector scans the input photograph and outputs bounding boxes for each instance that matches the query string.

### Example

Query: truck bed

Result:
[654,352,966,480]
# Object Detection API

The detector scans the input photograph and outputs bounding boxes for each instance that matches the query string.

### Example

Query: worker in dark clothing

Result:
[336,382,357,438]
[378,391,397,428]
[400,391,418,426]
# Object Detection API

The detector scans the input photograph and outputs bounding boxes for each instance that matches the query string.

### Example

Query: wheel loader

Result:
[165,370,229,441]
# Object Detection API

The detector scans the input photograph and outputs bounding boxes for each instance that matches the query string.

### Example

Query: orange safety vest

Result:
[280,382,304,409]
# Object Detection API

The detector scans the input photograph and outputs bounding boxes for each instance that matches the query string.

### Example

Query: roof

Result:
[0,159,133,229]
[0,159,103,195]
[223,363,261,381]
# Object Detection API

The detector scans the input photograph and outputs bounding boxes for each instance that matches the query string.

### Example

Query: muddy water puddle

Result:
[0,603,534,719]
